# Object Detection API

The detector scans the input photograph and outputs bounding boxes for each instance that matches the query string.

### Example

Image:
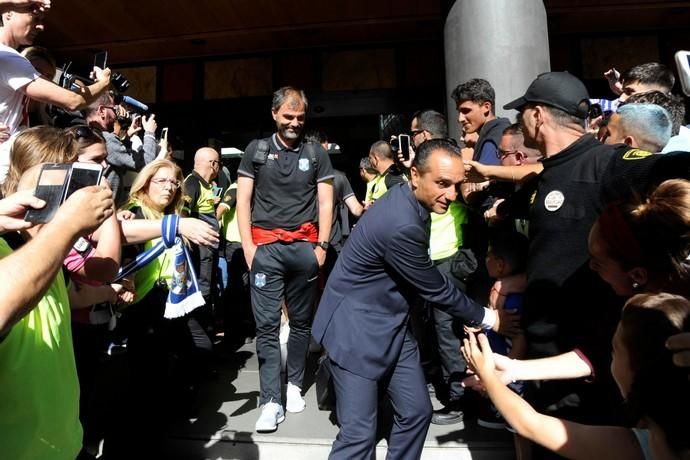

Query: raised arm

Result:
[0,186,112,336]
[23,67,111,112]
[463,333,643,460]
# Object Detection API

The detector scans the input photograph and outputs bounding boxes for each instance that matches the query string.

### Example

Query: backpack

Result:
[252,139,319,170]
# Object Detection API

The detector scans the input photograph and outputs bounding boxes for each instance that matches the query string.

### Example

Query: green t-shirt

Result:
[0,238,83,460]
[429,201,469,260]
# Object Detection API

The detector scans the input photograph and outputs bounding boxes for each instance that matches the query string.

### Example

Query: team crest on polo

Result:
[298,158,310,171]
[255,273,266,288]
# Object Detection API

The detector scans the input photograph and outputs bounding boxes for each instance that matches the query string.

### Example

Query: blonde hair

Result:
[2,126,78,196]
[126,159,184,218]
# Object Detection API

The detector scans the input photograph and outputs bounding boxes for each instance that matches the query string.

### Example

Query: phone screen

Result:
[64,165,102,201]
[94,51,108,69]
[399,134,410,161]
[25,165,70,223]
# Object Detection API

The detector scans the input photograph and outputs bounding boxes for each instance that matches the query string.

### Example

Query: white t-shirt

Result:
[0,44,39,135]
[0,43,40,183]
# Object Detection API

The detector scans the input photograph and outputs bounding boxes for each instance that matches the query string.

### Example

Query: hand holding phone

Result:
[25,163,103,224]
[24,163,70,224]
[94,51,108,70]
[398,134,411,162]
[64,163,104,201]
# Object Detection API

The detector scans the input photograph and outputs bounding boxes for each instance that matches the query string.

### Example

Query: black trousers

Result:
[222,241,253,337]
[431,256,469,402]
[250,241,319,405]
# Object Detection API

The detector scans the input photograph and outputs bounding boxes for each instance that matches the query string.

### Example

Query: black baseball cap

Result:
[503,72,591,118]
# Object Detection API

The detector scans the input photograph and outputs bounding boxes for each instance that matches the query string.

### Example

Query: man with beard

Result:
[237,86,334,432]
[84,92,158,207]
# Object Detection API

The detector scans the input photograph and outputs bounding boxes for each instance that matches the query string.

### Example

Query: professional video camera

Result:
[47,54,148,128]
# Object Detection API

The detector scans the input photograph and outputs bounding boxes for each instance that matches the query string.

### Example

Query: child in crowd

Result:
[477,230,528,429]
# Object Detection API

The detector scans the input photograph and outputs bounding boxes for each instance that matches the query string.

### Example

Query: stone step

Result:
[159,341,515,459]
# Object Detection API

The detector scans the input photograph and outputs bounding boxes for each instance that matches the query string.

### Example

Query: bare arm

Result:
[497,351,593,382]
[344,195,363,217]
[315,179,334,267]
[22,68,111,112]
[80,213,121,282]
[464,333,643,460]
[465,162,543,185]
[119,217,218,248]
[0,186,113,336]
[236,176,255,268]
[68,282,117,309]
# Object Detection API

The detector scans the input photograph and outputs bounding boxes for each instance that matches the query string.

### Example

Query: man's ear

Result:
[481,101,492,117]
[271,108,278,122]
[628,266,649,287]
[623,135,637,148]
[409,165,420,188]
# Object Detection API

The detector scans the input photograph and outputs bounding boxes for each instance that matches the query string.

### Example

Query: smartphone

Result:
[24,163,71,224]
[64,162,103,201]
[398,134,411,162]
[675,50,690,97]
[161,127,168,141]
[94,51,108,69]
[213,186,223,198]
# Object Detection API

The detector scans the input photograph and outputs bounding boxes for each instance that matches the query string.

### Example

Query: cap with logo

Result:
[503,71,591,119]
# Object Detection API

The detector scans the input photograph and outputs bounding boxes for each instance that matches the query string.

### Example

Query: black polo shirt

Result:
[238,133,334,230]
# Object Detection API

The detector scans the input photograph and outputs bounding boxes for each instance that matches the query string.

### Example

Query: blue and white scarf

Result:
[116,214,205,318]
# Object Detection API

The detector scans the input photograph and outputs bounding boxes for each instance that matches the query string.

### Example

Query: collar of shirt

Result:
[403,182,430,228]
[192,170,211,187]
[271,133,301,152]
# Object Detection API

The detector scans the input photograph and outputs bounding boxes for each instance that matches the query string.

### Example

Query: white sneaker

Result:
[286,382,306,413]
[255,400,285,433]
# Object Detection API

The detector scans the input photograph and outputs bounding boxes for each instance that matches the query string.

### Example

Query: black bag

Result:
[315,354,336,411]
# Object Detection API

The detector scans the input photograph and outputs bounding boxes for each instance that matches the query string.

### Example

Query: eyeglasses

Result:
[150,178,181,189]
[411,129,424,137]
[497,149,524,161]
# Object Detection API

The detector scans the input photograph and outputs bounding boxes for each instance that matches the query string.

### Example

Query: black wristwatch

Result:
[316,241,329,250]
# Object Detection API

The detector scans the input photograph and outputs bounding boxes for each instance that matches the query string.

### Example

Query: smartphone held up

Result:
[25,162,103,224]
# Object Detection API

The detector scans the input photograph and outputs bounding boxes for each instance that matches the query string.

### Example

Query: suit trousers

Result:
[328,329,433,460]
[250,241,318,405]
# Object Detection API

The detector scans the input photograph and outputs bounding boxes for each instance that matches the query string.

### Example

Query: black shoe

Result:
[477,400,506,430]
[431,402,464,425]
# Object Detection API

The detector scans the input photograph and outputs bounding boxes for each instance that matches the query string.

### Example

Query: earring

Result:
[632,282,640,289]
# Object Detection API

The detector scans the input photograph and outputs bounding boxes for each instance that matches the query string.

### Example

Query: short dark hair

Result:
[303,129,328,144]
[415,110,448,139]
[412,138,461,173]
[622,90,686,136]
[502,123,523,137]
[370,140,393,161]
[272,86,308,111]
[488,230,529,275]
[621,62,675,93]
[451,79,496,113]
[542,105,586,129]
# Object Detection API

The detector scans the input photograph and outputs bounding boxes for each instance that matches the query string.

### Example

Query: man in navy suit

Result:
[312,139,512,459]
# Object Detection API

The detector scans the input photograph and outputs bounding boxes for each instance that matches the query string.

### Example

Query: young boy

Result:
[480,230,528,429]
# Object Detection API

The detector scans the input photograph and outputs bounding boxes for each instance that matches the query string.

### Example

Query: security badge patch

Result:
[255,273,266,288]
[622,148,652,160]
[544,190,565,212]
[298,158,310,172]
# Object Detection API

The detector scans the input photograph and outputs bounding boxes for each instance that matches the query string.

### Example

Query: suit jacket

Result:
[312,183,486,380]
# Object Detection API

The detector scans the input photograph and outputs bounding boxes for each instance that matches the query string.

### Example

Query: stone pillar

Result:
[444,0,551,141]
